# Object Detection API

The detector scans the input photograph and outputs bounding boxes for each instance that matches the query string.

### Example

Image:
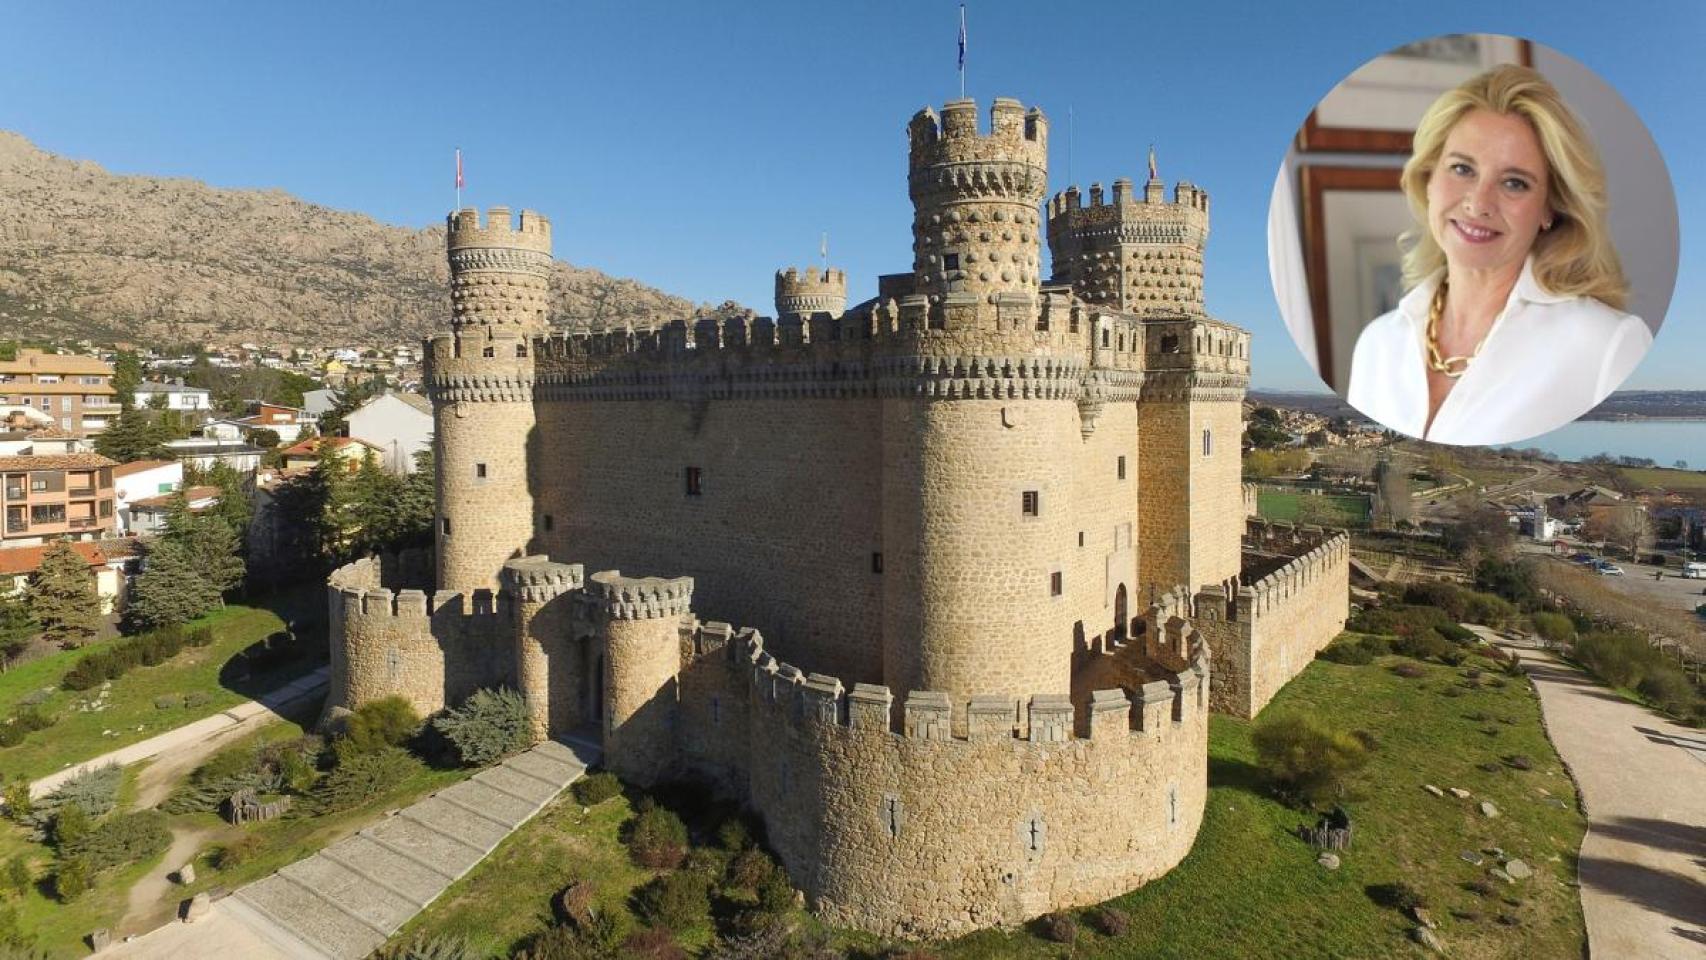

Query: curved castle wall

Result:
[678,622,1209,938]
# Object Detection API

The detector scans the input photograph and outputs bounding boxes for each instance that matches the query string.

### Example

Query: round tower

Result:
[429,206,552,595]
[1044,152,1210,316]
[774,266,848,320]
[908,98,1049,302]
[594,571,693,787]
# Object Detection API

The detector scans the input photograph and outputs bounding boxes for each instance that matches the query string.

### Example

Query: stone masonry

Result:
[322,98,1349,937]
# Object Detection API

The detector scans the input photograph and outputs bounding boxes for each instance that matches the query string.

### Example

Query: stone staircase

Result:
[225,736,597,959]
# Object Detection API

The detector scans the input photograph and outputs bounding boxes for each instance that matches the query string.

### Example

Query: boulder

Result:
[182,892,211,923]
[176,862,196,885]
[1317,853,1340,870]
[1505,859,1532,880]
[1422,784,1445,798]
[1448,787,1472,799]
[1410,925,1445,953]
[1480,800,1500,818]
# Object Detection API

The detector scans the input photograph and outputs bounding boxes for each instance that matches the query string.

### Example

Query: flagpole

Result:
[455,147,463,211]
[958,5,967,99]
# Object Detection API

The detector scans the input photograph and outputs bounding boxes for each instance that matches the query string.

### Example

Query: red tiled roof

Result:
[0,453,118,470]
[0,541,107,576]
[130,485,222,510]
[280,435,380,456]
[111,459,177,478]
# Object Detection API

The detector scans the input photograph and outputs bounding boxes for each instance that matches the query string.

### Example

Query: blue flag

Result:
[958,5,966,71]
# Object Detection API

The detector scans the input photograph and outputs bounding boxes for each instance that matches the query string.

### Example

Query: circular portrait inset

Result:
[1268,34,1677,446]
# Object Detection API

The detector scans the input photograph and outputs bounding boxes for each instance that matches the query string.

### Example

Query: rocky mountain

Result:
[0,131,703,348]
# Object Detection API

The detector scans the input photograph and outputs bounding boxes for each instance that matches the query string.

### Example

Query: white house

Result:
[132,380,212,411]
[346,391,434,473]
[128,484,221,537]
[302,388,339,418]
[111,459,183,534]
[162,437,263,474]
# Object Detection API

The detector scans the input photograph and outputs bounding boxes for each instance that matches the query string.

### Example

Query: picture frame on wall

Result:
[1299,165,1409,391]
[1297,34,1532,153]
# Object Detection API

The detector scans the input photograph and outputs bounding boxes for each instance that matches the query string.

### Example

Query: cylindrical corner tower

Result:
[774,266,848,321]
[908,98,1049,303]
[594,572,693,787]
[428,205,552,595]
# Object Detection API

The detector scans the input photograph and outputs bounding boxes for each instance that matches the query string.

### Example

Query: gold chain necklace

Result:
[1424,279,1491,379]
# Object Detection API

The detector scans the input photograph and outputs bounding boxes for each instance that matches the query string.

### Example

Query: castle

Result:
[324,97,1349,937]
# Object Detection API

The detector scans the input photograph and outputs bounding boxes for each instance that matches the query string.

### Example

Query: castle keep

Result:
[325,98,1349,936]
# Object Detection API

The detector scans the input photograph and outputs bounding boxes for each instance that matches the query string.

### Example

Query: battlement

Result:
[589,570,694,620]
[774,266,848,319]
[502,555,585,603]
[1046,178,1209,222]
[907,98,1048,163]
[328,557,509,621]
[1229,524,1350,620]
[447,205,553,255]
[701,618,1206,747]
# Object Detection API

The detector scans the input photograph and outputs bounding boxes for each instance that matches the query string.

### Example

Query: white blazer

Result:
[1346,258,1651,446]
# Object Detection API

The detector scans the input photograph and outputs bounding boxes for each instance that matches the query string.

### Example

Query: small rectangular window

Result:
[1022,490,1039,516]
[1202,428,1213,457]
[543,514,553,531]
[1117,455,1126,480]
[440,517,451,535]
[685,466,702,496]
[872,552,883,574]
[475,462,487,479]
[1050,571,1063,596]
[1078,531,1085,548]
[482,346,496,358]
[515,343,528,357]
[943,253,960,271]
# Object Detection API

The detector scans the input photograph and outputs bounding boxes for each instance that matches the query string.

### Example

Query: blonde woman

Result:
[1347,65,1650,445]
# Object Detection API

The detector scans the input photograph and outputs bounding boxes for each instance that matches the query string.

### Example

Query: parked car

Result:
[1571,553,1596,564]
[1596,563,1624,576]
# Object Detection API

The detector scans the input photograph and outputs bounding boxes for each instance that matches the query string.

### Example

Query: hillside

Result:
[0,131,701,347]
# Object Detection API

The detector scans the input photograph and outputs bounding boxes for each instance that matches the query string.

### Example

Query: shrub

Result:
[370,935,482,960]
[185,690,213,708]
[432,687,532,767]
[725,847,777,892]
[3,855,31,899]
[1351,729,1381,752]
[1575,629,1662,689]
[515,922,622,960]
[217,834,266,870]
[1439,649,1468,667]
[633,871,710,931]
[1392,662,1426,679]
[1392,628,1450,662]
[572,772,622,807]
[628,806,689,869]
[24,765,121,841]
[306,746,421,814]
[61,810,170,872]
[2,782,32,825]
[715,816,753,851]
[1368,881,1426,912]
[621,928,687,960]
[1531,611,1575,647]
[1317,640,1372,665]
[1358,634,1393,656]
[338,696,421,760]
[1252,714,1370,806]
[681,847,726,882]
[1637,667,1702,718]
[188,626,216,647]
[162,744,283,814]
[1092,906,1130,937]
[754,870,795,915]
[1040,911,1078,944]
[154,694,184,710]
[1503,754,1534,771]
[52,856,88,902]
[1437,622,1477,645]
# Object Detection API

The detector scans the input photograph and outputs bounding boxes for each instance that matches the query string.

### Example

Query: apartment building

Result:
[1,452,119,547]
[0,349,119,438]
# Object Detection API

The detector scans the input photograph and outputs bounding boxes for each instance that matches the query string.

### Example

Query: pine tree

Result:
[27,543,100,649]
[0,591,37,668]
[127,539,221,630]
[93,401,165,463]
[205,461,252,552]
[111,351,142,400]
[311,441,356,563]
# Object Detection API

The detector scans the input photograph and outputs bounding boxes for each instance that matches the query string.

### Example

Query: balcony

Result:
[68,518,97,530]
[68,487,96,499]
[3,487,21,501]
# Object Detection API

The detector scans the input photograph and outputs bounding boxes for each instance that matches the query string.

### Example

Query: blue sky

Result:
[3,1,1701,390]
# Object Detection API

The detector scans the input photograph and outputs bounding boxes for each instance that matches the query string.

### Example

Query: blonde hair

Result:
[1399,64,1628,309]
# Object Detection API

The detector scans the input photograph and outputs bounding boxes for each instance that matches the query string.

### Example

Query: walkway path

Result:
[27,666,330,800]
[1484,630,1706,958]
[103,736,598,960]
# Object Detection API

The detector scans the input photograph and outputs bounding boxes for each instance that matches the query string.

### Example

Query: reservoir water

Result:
[1518,419,1706,467]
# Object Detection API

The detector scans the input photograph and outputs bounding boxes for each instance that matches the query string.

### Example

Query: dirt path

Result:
[1500,641,1706,958]
[119,824,227,938]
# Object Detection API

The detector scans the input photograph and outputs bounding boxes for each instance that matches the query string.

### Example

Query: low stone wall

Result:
[1193,522,1350,718]
[677,619,1210,938]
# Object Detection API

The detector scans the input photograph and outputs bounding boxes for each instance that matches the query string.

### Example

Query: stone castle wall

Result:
[674,617,1209,938]
[1193,522,1351,718]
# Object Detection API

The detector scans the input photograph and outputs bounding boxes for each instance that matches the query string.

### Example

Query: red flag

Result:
[455,148,464,190]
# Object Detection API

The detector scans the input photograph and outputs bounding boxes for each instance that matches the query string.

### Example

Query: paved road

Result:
[103,736,598,960]
[25,666,329,800]
[1494,636,1706,958]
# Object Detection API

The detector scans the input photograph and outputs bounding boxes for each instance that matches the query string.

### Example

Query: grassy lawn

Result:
[387,645,1586,959]
[0,589,323,784]
[1618,465,1706,494]
[1258,489,1370,528]
[3,707,477,958]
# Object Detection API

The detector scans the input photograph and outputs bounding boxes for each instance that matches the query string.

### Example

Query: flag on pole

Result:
[958,5,967,72]
[455,148,464,190]
[1148,144,1157,181]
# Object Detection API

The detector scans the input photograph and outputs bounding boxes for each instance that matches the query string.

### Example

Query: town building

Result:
[161,437,264,474]
[0,540,127,614]
[127,484,222,537]
[1,452,119,547]
[112,459,186,535]
[320,99,1349,937]
[0,349,119,438]
[279,435,382,471]
[132,379,212,412]
[345,391,433,473]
